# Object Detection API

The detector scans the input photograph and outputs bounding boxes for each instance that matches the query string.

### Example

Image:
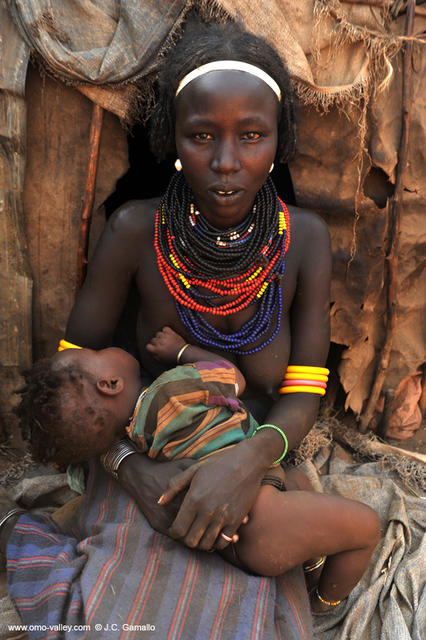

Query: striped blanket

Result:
[7,460,312,639]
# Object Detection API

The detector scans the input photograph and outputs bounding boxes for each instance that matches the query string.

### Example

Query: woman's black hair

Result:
[149,21,296,163]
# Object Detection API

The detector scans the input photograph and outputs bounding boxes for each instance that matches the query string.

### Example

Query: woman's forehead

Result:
[175,71,279,119]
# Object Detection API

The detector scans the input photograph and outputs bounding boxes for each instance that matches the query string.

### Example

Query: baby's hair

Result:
[15,358,113,466]
[150,20,295,163]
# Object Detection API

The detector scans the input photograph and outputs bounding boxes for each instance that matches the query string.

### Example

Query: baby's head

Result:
[16,347,142,467]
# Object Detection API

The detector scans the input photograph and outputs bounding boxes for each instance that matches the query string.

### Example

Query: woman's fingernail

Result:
[242,515,249,524]
[232,534,239,543]
[157,495,165,505]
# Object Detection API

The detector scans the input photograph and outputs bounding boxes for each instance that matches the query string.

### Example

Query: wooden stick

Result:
[76,103,104,293]
[359,0,415,432]
[362,439,426,465]
[332,428,426,465]
[341,0,390,6]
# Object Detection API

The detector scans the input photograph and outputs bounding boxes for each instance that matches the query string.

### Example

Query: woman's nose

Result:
[210,140,241,174]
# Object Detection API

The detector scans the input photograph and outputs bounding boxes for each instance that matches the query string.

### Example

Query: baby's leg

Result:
[283,467,326,590]
[232,485,381,608]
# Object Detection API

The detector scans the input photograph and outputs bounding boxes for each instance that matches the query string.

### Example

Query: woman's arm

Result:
[65,202,148,348]
[262,211,331,450]
[66,203,206,532]
[116,453,198,534]
[159,212,331,550]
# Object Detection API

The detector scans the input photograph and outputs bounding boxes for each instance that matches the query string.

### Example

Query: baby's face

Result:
[51,347,142,462]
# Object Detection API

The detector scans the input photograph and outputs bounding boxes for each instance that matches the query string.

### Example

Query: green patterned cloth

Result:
[126,360,258,460]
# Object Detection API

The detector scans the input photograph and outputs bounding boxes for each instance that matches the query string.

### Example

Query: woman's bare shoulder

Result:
[286,204,330,260]
[107,197,161,235]
[287,205,330,240]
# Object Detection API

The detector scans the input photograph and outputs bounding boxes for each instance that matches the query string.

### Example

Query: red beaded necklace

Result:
[154,176,290,318]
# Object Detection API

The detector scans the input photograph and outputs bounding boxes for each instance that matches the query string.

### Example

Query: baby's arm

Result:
[146,326,246,395]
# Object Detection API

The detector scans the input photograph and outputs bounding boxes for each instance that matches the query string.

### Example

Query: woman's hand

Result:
[146,326,186,364]
[117,453,197,535]
[158,439,268,551]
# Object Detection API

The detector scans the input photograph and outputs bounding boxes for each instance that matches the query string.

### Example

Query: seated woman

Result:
[3,19,339,638]
[64,19,331,555]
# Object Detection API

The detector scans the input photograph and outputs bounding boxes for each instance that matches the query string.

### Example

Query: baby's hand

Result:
[146,327,187,364]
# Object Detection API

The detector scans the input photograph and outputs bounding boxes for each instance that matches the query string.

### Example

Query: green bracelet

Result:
[252,424,289,465]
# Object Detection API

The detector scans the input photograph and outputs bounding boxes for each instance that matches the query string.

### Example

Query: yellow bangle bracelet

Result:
[279,386,326,396]
[286,365,329,375]
[58,339,83,351]
[284,372,328,382]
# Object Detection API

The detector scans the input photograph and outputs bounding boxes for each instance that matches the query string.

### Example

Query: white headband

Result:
[175,61,281,101]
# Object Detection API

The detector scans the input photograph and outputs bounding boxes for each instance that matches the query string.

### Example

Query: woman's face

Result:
[175,70,279,229]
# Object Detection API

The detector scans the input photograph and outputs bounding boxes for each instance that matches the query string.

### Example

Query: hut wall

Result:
[0,2,31,441]
[23,67,129,361]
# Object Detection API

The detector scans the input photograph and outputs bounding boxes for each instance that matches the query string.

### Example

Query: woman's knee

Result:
[360,504,381,549]
[235,536,294,577]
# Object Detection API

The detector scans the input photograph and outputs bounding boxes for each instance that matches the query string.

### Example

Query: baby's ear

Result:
[96,377,124,396]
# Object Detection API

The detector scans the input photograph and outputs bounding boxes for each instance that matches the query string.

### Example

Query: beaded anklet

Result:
[58,339,83,351]
[252,424,288,465]
[315,588,341,606]
[279,365,329,396]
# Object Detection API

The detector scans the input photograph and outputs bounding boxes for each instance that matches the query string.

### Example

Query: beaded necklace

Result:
[154,173,290,354]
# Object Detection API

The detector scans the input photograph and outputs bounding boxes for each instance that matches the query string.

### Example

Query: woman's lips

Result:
[209,187,242,203]
[210,189,242,204]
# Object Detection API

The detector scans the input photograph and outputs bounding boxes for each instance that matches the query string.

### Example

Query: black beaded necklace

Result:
[154,172,290,354]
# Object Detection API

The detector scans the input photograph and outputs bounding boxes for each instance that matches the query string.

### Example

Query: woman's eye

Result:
[194,133,213,141]
[242,132,262,141]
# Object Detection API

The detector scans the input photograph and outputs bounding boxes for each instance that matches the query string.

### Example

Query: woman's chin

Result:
[198,196,255,228]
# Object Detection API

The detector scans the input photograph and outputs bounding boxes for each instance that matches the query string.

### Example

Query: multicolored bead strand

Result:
[154,173,290,354]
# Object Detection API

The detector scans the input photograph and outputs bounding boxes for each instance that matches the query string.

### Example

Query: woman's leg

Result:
[230,485,381,608]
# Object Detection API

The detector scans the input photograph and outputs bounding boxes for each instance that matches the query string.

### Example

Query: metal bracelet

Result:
[0,508,26,531]
[176,343,190,364]
[100,439,138,480]
[303,556,326,573]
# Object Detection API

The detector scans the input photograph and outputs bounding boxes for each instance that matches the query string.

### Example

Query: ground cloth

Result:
[307,441,425,640]
[5,460,312,640]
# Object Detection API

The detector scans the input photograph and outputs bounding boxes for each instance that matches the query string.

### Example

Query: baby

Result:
[16,327,381,612]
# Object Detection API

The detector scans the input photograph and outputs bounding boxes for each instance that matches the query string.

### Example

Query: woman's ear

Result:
[96,377,124,396]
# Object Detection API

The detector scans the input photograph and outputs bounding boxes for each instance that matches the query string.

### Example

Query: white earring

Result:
[175,158,182,172]
[269,163,274,174]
